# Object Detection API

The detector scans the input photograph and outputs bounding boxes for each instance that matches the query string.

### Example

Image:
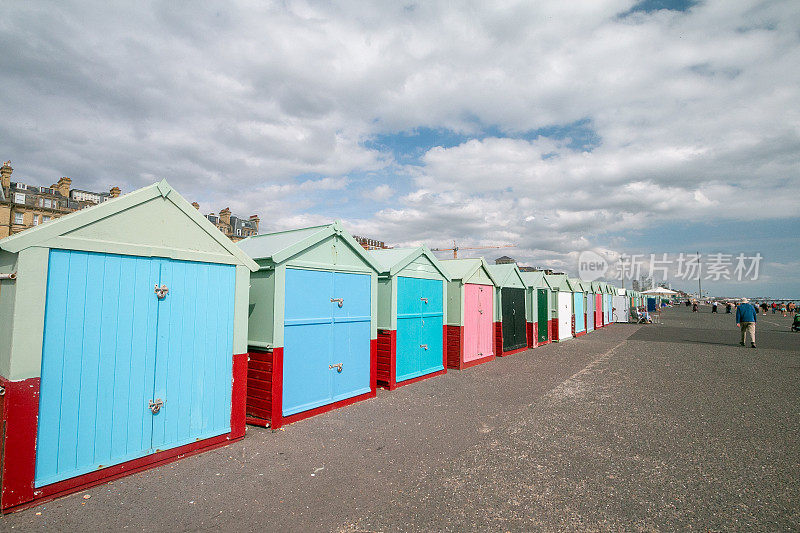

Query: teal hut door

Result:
[36,250,235,487]
[396,277,444,383]
[282,268,371,416]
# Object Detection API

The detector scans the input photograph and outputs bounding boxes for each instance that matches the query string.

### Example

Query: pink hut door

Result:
[478,285,494,357]
[463,284,493,362]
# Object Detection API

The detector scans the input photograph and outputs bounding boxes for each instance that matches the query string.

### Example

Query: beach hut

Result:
[544,273,572,342]
[441,258,498,369]
[238,221,381,430]
[520,271,552,347]
[604,283,615,324]
[369,246,450,390]
[568,279,587,337]
[613,288,630,322]
[0,180,257,512]
[487,264,528,356]
[586,281,595,333]
[592,281,604,328]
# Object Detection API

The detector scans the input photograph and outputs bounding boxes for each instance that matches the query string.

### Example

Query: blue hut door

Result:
[331,272,372,402]
[574,292,585,333]
[283,268,371,417]
[36,250,235,487]
[396,277,444,383]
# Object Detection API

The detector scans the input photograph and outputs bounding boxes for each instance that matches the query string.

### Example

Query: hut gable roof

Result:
[368,246,450,280]
[442,257,498,286]
[543,273,571,291]
[486,263,526,288]
[0,180,258,271]
[237,220,381,273]
[519,270,550,289]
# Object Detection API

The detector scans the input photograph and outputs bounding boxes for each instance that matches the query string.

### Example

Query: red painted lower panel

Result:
[0,376,39,511]
[377,328,447,391]
[550,318,558,342]
[499,345,528,357]
[230,353,248,439]
[494,321,504,357]
[575,330,586,338]
[526,321,535,348]
[571,314,576,337]
[1,353,247,514]
[445,325,495,370]
[257,341,377,430]
[376,329,397,390]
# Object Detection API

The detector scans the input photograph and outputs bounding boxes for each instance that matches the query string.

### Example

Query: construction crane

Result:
[431,240,516,259]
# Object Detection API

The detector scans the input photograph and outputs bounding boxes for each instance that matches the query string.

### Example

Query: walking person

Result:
[712,302,718,313]
[726,302,732,313]
[736,298,757,348]
[780,302,787,317]
[692,301,698,313]
[761,302,768,315]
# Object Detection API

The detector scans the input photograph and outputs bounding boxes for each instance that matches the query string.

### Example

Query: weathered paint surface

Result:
[281,268,371,417]
[396,277,444,383]
[557,291,573,341]
[463,284,493,361]
[35,250,235,487]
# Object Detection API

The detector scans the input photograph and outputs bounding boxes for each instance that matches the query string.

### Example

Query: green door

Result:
[537,289,549,343]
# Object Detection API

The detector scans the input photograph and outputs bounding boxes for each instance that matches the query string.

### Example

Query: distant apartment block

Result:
[194,203,259,242]
[353,235,388,250]
[0,160,121,239]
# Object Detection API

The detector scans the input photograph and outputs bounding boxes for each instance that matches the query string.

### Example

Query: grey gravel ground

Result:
[2,305,798,532]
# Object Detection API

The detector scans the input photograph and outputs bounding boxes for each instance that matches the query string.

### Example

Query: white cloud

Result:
[1,0,799,287]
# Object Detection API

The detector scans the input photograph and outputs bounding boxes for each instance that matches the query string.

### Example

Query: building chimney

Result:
[109,186,121,198]
[249,214,259,233]
[219,207,231,226]
[57,176,71,197]
[1,160,12,189]
[191,202,200,210]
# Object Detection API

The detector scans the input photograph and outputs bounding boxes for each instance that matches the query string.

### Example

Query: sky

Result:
[1,0,799,297]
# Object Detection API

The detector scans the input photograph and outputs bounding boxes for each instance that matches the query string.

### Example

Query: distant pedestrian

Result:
[712,302,718,313]
[761,302,768,315]
[772,302,777,314]
[736,298,757,348]
[726,302,732,313]
[692,302,698,313]
[780,303,787,317]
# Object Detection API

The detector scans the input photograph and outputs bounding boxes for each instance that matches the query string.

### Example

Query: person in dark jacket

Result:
[736,298,757,348]
[726,302,732,313]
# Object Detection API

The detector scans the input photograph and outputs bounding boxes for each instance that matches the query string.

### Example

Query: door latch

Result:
[420,344,428,350]
[154,284,169,299]
[329,363,343,372]
[331,297,344,308]
[148,398,164,414]
[420,297,428,304]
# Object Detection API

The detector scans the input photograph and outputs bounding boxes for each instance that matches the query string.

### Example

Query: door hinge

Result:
[329,363,343,372]
[420,344,428,350]
[331,297,344,308]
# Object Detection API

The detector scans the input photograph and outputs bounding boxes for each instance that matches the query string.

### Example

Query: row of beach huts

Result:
[0,181,647,512]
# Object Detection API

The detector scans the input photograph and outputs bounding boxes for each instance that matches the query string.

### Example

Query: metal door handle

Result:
[329,363,343,372]
[420,297,428,303]
[479,309,483,314]
[154,284,169,299]
[331,298,344,308]
[420,344,428,350]
[148,398,164,414]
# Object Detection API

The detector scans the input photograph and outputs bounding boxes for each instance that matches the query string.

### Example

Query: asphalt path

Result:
[2,305,798,532]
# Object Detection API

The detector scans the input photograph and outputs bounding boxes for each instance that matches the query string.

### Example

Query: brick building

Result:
[197,205,259,242]
[0,160,121,239]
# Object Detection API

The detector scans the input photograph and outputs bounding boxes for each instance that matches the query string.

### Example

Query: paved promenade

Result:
[3,306,798,532]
